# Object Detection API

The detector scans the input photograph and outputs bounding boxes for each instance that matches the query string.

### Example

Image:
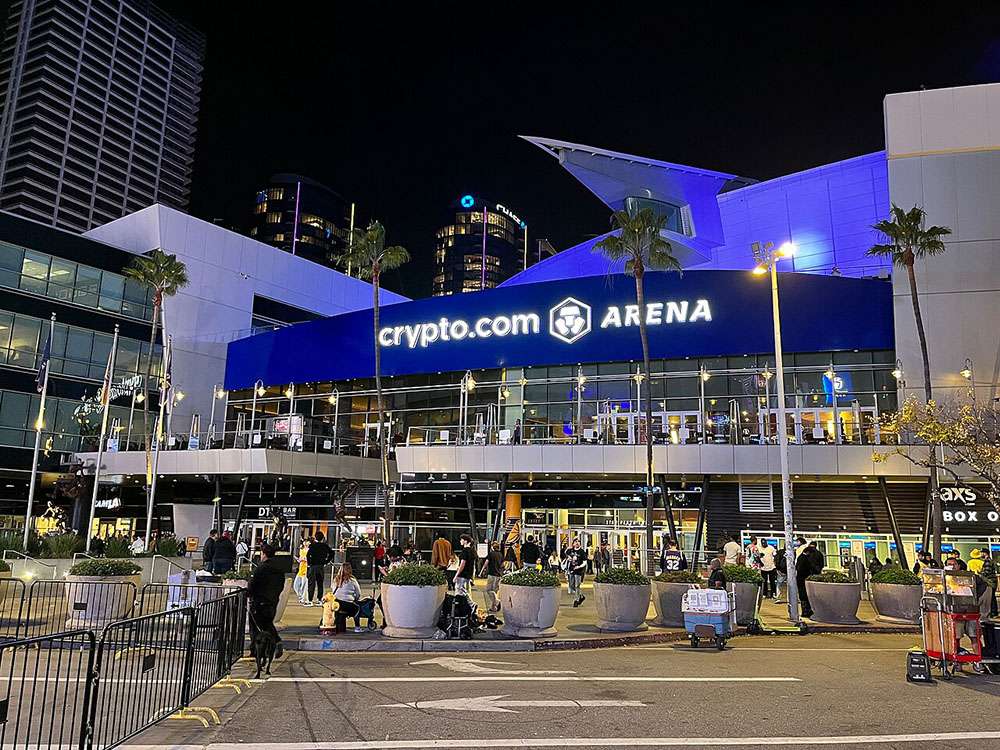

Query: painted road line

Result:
[265,676,800,683]
[126,730,1000,749]
[409,656,575,674]
[377,695,647,712]
[630,646,910,652]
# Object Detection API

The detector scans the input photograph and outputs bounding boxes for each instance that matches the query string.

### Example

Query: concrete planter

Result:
[651,581,697,627]
[380,583,447,638]
[729,582,760,626]
[594,582,650,632]
[805,580,862,624]
[499,584,559,637]
[64,574,140,629]
[871,582,921,624]
[11,556,192,584]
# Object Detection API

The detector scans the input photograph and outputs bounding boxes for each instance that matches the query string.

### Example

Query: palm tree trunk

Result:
[140,300,160,452]
[905,261,941,557]
[635,268,655,575]
[372,269,390,542]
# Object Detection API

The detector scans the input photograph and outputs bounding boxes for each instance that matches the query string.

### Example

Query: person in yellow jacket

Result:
[293,538,310,604]
[969,548,985,574]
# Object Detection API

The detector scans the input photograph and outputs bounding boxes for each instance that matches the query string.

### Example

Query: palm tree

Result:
[594,207,682,573]
[868,203,950,557]
[338,221,409,541]
[123,249,189,450]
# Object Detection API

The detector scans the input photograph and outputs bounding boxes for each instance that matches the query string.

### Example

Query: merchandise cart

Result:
[682,587,736,650]
[916,568,982,680]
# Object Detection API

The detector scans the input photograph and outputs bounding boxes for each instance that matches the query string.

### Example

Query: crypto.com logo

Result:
[548,297,592,344]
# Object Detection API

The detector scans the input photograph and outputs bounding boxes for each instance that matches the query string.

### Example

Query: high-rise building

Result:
[0,0,204,232]
[432,194,526,296]
[248,174,351,268]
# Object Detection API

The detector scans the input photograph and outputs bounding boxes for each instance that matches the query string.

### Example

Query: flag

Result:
[35,330,51,393]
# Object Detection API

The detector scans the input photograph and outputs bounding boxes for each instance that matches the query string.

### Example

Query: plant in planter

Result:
[156,533,183,557]
[721,565,762,625]
[65,559,142,629]
[499,569,561,638]
[42,533,85,559]
[102,535,132,559]
[870,566,922,624]
[380,564,448,638]
[805,570,861,624]
[650,570,701,628]
[593,568,651,632]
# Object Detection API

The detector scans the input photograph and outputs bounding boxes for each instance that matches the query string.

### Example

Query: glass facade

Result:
[0,241,155,321]
[0,388,132,452]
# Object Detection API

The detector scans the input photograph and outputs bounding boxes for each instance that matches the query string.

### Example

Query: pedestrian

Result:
[513,418,522,444]
[293,537,310,604]
[454,534,476,596]
[373,538,386,583]
[306,531,332,605]
[248,543,285,659]
[546,548,561,575]
[775,544,788,601]
[744,536,762,570]
[213,531,236,575]
[945,551,967,570]
[203,529,218,573]
[797,540,825,619]
[659,538,687,572]
[912,550,939,574]
[129,533,146,556]
[758,538,777,598]
[707,549,728,589]
[594,541,612,574]
[503,542,518,572]
[722,534,742,566]
[565,538,588,607]
[332,562,364,633]
[484,541,503,612]
[431,533,453,579]
[868,553,883,576]
[520,534,541,569]
[980,552,998,617]
[235,535,249,560]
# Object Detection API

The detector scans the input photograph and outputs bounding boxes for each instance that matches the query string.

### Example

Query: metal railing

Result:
[150,554,185,582]
[137,582,240,617]
[1,551,56,580]
[22,579,138,640]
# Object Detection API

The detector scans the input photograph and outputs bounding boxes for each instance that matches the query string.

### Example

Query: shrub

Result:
[42,533,85,559]
[594,568,649,585]
[103,535,131,559]
[501,569,559,587]
[723,565,762,585]
[156,533,182,557]
[69,559,141,577]
[0,559,10,573]
[807,570,852,584]
[382,563,447,587]
[222,566,253,582]
[871,566,920,585]
[653,570,702,584]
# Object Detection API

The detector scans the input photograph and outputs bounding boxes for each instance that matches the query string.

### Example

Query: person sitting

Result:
[332,562,363,633]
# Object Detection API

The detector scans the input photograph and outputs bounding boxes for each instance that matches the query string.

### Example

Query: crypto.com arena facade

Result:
[223,83,1000,569]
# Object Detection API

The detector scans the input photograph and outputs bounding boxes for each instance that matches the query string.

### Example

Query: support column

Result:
[878,477,909,571]
[504,492,521,547]
[463,474,478,542]
[691,478,710,573]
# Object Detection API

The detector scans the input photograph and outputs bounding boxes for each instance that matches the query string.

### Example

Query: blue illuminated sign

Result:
[864,541,877,550]
[225,270,894,390]
[460,194,475,208]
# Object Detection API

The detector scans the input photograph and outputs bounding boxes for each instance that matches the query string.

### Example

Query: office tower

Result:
[0,0,205,232]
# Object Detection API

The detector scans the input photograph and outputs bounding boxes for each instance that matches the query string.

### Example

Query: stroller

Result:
[438,592,476,639]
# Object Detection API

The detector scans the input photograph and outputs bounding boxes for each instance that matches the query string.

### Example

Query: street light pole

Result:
[754,241,800,625]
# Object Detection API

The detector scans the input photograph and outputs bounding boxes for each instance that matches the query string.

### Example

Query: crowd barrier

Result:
[0,588,246,750]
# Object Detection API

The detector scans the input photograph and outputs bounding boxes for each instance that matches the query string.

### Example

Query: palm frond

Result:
[869,202,951,267]
[592,206,681,277]
[337,220,408,280]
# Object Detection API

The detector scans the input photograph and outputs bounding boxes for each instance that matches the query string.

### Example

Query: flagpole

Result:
[24,313,55,551]
[145,335,170,546]
[85,325,119,552]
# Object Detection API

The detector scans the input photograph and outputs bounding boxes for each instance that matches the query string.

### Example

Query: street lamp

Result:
[891,360,904,383]
[752,239,801,625]
[698,364,710,442]
[960,358,973,381]
[248,379,265,444]
[760,366,773,443]
[210,382,226,446]
[328,388,340,452]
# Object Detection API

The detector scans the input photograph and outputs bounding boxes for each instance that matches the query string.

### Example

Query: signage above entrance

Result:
[225,270,894,389]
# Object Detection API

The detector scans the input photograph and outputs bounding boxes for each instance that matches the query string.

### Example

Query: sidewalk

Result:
[277,580,918,652]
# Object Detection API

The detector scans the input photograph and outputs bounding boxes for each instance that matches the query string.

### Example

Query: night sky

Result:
[156,3,998,297]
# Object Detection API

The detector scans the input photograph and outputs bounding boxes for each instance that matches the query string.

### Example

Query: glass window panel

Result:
[0,243,23,287]
[597,379,630,401]
[90,333,111,379]
[98,273,124,313]
[47,258,76,301]
[122,277,148,318]
[665,376,698,398]
[50,324,68,374]
[9,316,40,368]
[20,251,50,294]
[63,328,93,377]
[0,312,12,357]
[0,391,30,446]
[117,338,140,376]
[74,266,101,307]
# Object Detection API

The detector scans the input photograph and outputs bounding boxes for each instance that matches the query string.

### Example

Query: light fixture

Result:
[518,376,527,386]
[501,387,511,399]
[256,383,266,397]
[699,365,711,382]
[215,388,226,399]
[327,394,338,405]
[891,360,904,381]
[751,265,767,276]
[824,366,835,380]
[577,374,587,386]
[761,366,773,381]
[284,386,294,398]
[960,358,973,380]
[174,390,185,402]
[777,241,797,257]
[135,392,145,403]
[633,371,644,384]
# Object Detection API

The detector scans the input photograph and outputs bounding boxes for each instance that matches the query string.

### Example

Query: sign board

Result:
[106,437,119,453]
[257,506,298,519]
[188,435,200,450]
[185,536,199,552]
[225,271,894,389]
[94,497,121,510]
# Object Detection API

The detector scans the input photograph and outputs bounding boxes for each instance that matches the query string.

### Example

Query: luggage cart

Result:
[915,568,983,680]
[682,588,736,650]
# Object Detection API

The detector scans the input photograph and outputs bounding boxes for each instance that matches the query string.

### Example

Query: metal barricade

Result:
[0,579,26,640]
[137,582,237,617]
[23,580,138,640]
[89,608,194,750]
[0,630,95,750]
[185,591,246,702]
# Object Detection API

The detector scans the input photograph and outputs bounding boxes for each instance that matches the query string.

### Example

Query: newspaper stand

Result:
[918,568,981,680]
[682,587,736,650]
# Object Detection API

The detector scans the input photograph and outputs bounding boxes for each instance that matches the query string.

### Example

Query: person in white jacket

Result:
[332,562,363,633]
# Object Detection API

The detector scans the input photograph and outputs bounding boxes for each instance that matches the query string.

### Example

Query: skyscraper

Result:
[432,194,527,296]
[0,0,204,232]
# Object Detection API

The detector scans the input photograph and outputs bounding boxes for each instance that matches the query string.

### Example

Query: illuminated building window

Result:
[267,187,284,201]
[273,233,284,242]
[254,201,267,214]
[266,212,282,224]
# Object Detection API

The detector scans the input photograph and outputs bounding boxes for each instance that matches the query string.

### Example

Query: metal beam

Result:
[691,477,710,573]
[878,477,909,571]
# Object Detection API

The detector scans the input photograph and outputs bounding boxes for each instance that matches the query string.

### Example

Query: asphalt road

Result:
[124,633,1000,749]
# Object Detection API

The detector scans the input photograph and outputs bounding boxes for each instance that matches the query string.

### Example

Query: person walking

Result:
[503,543,519,572]
[293,537,310,604]
[248,543,285,658]
[744,536,762,570]
[775,543,788,602]
[213,532,236,575]
[332,562,363,633]
[306,531,333,605]
[373,538,386,583]
[722,534,743,566]
[758,538,777,598]
[484,541,503,612]
[797,540,825,619]
[520,535,541,570]
[129,533,146,556]
[565,538,588,607]
[546,548,561,575]
[203,529,218,573]
[593,541,612,575]
[454,534,476,597]
[431,533,453,579]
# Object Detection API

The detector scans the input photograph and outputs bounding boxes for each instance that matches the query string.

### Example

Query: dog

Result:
[248,609,278,679]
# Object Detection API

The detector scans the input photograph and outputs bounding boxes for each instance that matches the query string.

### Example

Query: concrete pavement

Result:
[123,632,1000,749]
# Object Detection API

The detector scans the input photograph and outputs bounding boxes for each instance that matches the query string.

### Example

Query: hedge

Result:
[594,568,649,585]
[723,564,762,585]
[69,559,141,577]
[871,566,920,585]
[501,569,560,587]
[653,570,702,584]
[807,570,853,584]
[382,563,447,587]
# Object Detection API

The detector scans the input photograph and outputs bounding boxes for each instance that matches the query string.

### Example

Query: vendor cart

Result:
[682,587,736,650]
[917,568,983,680]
